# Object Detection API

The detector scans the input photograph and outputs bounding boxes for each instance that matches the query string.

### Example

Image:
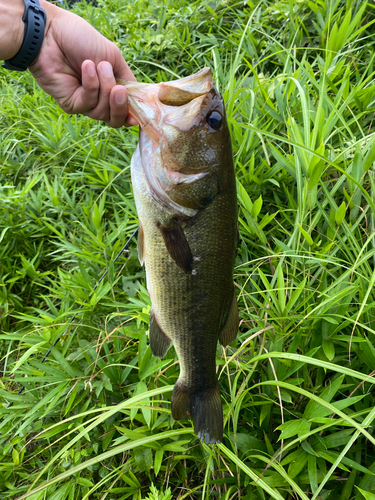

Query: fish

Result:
[122,68,238,444]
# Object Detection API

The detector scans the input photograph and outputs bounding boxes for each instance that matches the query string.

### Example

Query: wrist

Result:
[0,0,25,60]
[39,0,57,31]
[2,0,50,71]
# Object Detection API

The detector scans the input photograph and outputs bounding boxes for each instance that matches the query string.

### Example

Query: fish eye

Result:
[206,111,222,130]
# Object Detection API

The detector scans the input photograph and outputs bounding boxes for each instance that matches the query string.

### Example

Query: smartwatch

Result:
[3,0,46,72]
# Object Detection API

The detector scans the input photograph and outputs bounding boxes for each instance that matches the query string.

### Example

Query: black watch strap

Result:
[3,0,46,72]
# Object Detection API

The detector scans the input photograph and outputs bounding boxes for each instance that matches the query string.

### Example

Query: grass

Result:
[1,0,375,498]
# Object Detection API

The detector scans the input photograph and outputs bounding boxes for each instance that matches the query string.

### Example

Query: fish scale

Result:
[124,68,239,443]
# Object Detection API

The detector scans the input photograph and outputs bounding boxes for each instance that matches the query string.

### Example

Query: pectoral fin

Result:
[219,290,239,346]
[149,309,171,358]
[158,220,193,273]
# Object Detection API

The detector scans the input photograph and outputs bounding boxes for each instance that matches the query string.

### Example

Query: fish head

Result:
[123,68,232,216]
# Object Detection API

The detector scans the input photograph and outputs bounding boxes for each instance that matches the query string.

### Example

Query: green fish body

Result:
[125,68,238,443]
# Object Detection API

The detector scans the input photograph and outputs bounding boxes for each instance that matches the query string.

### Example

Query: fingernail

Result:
[87,62,96,77]
[101,61,113,77]
[115,90,126,105]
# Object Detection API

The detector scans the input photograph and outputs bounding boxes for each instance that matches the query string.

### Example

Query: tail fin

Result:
[171,380,223,444]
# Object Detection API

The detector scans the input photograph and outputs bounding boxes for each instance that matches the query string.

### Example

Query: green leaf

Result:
[131,381,152,427]
[335,202,346,226]
[10,342,46,374]
[49,482,73,500]
[356,487,375,500]
[362,141,375,172]
[297,223,314,246]
[218,444,284,500]
[154,448,163,476]
[250,352,375,384]
[288,450,308,478]
[277,418,310,440]
[134,447,153,472]
[251,195,262,218]
[12,448,20,465]
[256,380,375,447]
[322,339,335,361]
[277,265,286,313]
[308,455,318,493]
[92,203,102,230]
[304,375,344,419]
[76,478,93,487]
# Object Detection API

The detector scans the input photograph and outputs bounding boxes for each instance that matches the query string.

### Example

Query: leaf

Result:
[11,342,46,374]
[308,455,318,493]
[356,487,375,500]
[277,419,310,440]
[76,478,94,487]
[288,450,308,478]
[49,482,73,500]
[250,352,375,384]
[256,381,375,447]
[297,223,313,246]
[102,429,115,452]
[131,381,151,427]
[218,444,284,500]
[234,433,267,455]
[257,211,278,231]
[92,203,102,230]
[304,375,344,419]
[335,202,346,226]
[286,278,306,312]
[237,178,254,214]
[251,195,262,218]
[12,448,20,465]
[277,265,286,314]
[134,447,153,472]
[308,141,326,190]
[322,338,335,361]
[362,141,375,172]
[154,448,163,476]
[260,402,272,426]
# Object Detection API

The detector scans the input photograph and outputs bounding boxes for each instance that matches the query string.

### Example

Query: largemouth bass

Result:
[123,68,238,444]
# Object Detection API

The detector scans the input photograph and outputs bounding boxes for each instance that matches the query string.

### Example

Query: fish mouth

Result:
[117,67,213,143]
[120,68,215,217]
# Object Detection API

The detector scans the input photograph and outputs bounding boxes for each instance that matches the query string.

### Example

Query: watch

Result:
[3,0,47,72]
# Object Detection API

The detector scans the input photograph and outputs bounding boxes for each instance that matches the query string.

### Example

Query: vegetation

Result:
[1,0,375,498]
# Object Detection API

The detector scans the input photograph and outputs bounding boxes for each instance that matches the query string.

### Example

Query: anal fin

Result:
[149,309,171,358]
[172,380,223,444]
[158,219,193,273]
[219,289,239,346]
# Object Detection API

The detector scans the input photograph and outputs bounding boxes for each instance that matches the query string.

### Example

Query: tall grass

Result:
[1,0,375,498]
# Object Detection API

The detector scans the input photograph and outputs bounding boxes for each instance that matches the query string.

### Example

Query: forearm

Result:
[0,0,25,60]
[1,0,136,127]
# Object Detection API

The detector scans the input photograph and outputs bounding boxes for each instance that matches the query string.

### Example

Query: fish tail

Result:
[171,380,223,444]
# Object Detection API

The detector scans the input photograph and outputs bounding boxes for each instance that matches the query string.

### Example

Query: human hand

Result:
[29,1,137,128]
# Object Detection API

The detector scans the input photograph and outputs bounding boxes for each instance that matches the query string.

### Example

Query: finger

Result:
[111,46,137,83]
[107,86,139,128]
[84,60,115,122]
[78,60,100,112]
[116,60,137,83]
